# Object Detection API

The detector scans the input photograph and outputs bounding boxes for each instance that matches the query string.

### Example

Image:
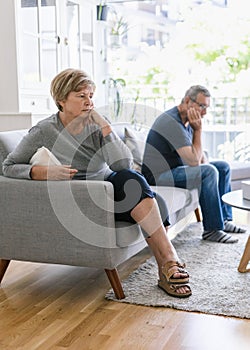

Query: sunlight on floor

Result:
[183,313,250,350]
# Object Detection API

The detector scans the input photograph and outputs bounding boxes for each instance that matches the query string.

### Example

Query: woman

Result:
[2,68,191,298]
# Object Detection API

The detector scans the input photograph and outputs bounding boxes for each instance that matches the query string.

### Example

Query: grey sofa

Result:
[0,123,200,299]
[230,161,250,190]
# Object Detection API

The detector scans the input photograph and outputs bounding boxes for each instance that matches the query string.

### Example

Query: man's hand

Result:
[31,165,78,180]
[177,107,203,166]
[187,107,202,131]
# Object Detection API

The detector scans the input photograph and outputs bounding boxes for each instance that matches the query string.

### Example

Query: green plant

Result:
[109,11,128,36]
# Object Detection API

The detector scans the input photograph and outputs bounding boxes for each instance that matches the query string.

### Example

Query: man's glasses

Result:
[189,97,209,111]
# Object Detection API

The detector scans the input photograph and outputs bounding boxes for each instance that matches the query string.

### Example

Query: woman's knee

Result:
[119,169,152,188]
[109,169,154,203]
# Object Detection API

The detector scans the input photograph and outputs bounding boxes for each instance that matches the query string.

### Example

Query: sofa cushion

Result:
[124,127,145,172]
[230,161,250,180]
[0,129,28,174]
[230,161,250,190]
[151,186,193,214]
[112,122,148,172]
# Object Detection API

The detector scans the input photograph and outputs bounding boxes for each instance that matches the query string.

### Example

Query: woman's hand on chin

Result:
[89,109,109,128]
[89,109,112,137]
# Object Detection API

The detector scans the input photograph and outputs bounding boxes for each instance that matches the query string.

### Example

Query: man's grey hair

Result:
[182,85,210,102]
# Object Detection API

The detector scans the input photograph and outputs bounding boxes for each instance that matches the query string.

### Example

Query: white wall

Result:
[0,0,20,113]
[0,1,31,130]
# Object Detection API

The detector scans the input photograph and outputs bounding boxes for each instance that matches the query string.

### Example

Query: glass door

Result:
[63,0,95,78]
[64,0,81,68]
[79,1,95,78]
[18,0,59,87]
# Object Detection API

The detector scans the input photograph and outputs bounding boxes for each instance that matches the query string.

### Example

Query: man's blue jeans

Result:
[157,160,233,231]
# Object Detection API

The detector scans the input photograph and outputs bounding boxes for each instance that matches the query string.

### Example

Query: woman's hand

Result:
[30,165,78,180]
[89,109,109,127]
[88,109,112,137]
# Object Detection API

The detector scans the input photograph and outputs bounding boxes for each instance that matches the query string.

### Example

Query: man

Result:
[142,85,246,243]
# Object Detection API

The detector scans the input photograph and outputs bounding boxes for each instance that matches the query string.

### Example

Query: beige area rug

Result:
[106,222,250,319]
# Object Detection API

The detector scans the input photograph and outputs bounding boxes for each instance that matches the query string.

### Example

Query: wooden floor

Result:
[1,209,250,350]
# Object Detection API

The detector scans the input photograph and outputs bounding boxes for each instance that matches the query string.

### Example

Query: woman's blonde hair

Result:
[50,68,96,111]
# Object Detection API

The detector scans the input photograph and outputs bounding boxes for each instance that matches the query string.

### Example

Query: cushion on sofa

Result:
[230,161,250,190]
[124,127,146,172]
[0,129,28,174]
[230,161,250,180]
[112,122,148,172]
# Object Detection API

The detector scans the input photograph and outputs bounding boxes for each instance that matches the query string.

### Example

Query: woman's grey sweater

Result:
[2,113,133,180]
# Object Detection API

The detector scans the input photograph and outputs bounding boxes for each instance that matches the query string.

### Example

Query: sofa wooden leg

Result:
[105,268,125,299]
[238,235,250,273]
[194,207,202,222]
[0,259,11,283]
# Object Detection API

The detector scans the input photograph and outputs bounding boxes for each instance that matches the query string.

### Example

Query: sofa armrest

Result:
[0,176,117,249]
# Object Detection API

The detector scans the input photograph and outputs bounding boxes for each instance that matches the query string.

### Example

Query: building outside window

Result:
[104,0,250,162]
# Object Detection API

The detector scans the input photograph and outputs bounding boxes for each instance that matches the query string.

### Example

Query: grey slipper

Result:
[202,230,238,243]
[224,220,246,233]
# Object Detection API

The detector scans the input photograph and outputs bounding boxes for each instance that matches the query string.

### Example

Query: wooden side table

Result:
[222,190,250,273]
[238,236,250,272]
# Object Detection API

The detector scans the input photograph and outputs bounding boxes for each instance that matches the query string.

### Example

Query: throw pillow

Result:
[124,127,146,172]
[30,146,61,166]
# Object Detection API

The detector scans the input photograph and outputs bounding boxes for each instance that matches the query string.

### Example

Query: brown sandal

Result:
[161,261,189,284]
[158,279,192,298]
